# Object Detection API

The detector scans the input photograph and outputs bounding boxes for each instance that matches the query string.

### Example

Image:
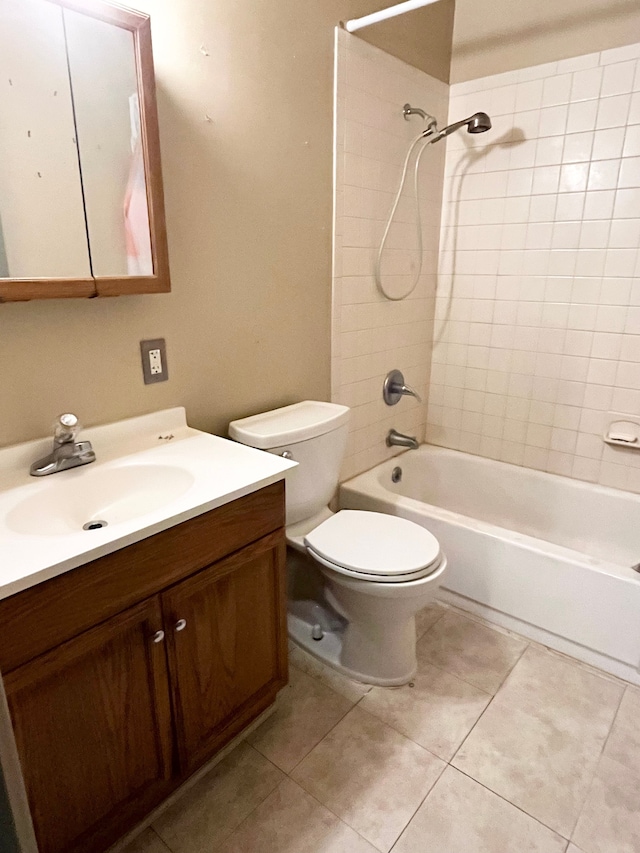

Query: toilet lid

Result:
[304,510,441,580]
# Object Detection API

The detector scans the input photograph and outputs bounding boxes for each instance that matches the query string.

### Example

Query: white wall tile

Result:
[332,33,446,478]
[430,42,640,493]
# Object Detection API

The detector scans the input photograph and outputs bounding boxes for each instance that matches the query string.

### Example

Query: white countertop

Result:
[0,408,296,601]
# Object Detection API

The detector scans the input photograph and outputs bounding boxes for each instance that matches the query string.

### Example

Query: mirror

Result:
[0,0,91,279]
[0,0,169,300]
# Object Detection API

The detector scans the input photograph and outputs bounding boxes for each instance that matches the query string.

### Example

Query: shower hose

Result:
[374,130,435,301]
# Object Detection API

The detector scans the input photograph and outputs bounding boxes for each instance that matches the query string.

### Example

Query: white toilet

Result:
[229,401,448,685]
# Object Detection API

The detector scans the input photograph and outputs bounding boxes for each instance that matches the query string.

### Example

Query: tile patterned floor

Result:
[121,603,640,853]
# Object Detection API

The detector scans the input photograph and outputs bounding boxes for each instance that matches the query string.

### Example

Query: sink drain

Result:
[83,520,108,531]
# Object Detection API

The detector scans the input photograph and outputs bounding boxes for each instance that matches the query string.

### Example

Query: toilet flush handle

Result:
[280,450,293,459]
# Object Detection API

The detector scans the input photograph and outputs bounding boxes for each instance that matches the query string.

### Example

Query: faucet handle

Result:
[398,382,422,404]
[54,413,80,444]
[383,370,423,405]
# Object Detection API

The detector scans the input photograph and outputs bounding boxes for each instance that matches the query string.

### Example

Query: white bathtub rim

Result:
[387,443,640,506]
[341,457,640,586]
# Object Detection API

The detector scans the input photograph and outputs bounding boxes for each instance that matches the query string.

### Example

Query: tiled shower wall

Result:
[333,29,448,480]
[428,42,640,492]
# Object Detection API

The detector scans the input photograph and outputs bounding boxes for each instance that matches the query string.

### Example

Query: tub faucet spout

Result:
[386,429,419,450]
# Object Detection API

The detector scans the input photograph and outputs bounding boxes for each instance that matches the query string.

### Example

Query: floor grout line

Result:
[152,743,286,853]
[281,692,357,777]
[148,827,172,853]
[283,776,389,853]
[386,758,448,852]
[130,604,636,853]
[445,639,530,763]
[564,684,628,843]
[415,606,447,640]
[450,764,571,841]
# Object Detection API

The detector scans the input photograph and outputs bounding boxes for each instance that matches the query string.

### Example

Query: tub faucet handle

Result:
[383,370,422,405]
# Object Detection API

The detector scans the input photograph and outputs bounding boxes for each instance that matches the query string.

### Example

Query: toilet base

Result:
[288,612,417,687]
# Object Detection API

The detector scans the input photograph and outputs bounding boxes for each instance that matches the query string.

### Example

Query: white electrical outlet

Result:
[140,338,168,384]
[149,348,162,375]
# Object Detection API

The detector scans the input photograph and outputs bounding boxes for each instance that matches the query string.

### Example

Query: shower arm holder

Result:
[383,370,422,406]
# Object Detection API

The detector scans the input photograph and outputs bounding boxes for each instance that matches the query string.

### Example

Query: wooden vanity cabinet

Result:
[0,482,287,853]
[4,597,173,853]
[164,534,286,774]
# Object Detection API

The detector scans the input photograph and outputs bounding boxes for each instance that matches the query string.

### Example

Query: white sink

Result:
[7,464,195,536]
[0,408,296,600]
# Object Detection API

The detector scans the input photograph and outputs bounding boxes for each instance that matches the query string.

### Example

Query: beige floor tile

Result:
[494,646,623,738]
[119,828,171,853]
[452,702,605,838]
[152,742,283,853]
[417,610,527,694]
[566,846,586,852]
[288,645,371,703]
[415,602,446,638]
[602,686,640,773]
[291,705,445,852]
[393,766,567,853]
[572,756,640,853]
[247,665,352,772]
[360,661,491,761]
[217,778,379,853]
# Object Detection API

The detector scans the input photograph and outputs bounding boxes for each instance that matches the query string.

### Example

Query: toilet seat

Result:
[304,510,441,583]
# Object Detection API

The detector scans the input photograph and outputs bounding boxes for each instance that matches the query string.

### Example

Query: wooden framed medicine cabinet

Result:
[0,0,170,301]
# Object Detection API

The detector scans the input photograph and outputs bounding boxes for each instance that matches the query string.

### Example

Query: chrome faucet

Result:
[383,370,422,406]
[386,429,419,450]
[30,414,96,477]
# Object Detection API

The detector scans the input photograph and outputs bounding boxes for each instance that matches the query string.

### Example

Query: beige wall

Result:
[355,0,455,83]
[452,0,640,83]
[0,0,453,449]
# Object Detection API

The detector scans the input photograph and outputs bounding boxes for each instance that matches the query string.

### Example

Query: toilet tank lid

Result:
[229,401,350,449]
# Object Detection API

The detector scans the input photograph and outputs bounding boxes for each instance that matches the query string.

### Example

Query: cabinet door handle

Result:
[175,619,187,632]
[152,630,165,643]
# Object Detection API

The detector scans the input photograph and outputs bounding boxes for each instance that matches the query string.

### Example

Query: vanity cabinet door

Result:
[4,596,173,853]
[163,530,288,773]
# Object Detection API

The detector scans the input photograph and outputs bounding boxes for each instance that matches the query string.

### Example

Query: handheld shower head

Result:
[467,112,492,133]
[426,111,492,142]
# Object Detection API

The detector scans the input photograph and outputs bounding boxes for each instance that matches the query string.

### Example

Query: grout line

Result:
[206,776,292,853]
[281,687,356,777]
[415,607,447,640]
[564,684,628,841]
[446,639,530,762]
[287,700,448,852]
[148,827,172,853]
[599,685,627,757]
[153,744,285,853]
[286,777,388,853]
[386,759,447,852]
[450,764,570,841]
[419,654,509,697]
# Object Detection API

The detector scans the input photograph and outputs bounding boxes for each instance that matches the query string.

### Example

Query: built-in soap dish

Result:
[604,412,640,450]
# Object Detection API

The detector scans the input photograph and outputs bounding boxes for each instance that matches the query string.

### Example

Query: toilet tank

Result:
[228,401,350,525]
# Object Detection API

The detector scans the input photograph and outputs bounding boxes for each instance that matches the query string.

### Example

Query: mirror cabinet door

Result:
[63,8,153,278]
[0,0,91,280]
[0,0,169,300]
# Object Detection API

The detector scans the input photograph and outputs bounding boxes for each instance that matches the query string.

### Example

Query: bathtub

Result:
[340,445,640,685]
